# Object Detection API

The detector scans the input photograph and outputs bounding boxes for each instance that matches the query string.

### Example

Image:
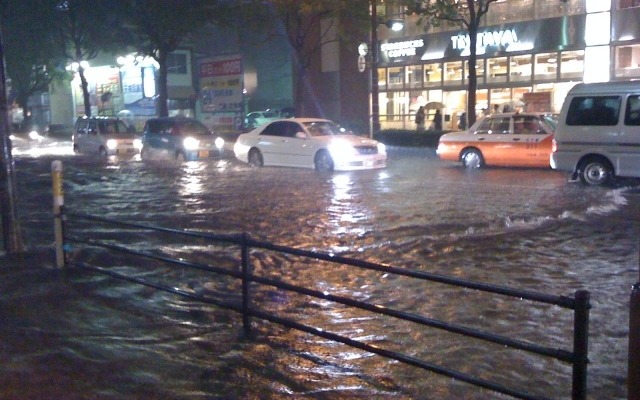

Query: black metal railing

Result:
[59,210,590,400]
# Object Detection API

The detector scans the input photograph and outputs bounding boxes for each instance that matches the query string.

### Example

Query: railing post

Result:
[241,232,251,336]
[629,282,640,400]
[51,160,65,268]
[572,289,590,400]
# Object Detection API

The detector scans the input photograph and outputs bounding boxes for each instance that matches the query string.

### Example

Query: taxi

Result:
[436,113,556,169]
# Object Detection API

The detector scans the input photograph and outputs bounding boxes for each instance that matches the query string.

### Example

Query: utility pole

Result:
[0,29,25,254]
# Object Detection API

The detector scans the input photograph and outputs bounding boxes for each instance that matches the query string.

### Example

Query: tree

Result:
[117,0,231,117]
[406,0,498,127]
[3,0,69,129]
[244,0,369,117]
[53,0,127,117]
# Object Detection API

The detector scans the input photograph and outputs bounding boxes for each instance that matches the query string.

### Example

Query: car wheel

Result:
[578,157,613,186]
[315,150,334,172]
[461,149,484,169]
[176,151,186,162]
[99,147,108,157]
[248,148,263,167]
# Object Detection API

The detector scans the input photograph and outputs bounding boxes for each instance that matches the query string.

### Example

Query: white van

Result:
[551,81,640,185]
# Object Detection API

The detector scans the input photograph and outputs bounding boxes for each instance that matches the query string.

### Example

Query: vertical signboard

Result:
[199,55,243,133]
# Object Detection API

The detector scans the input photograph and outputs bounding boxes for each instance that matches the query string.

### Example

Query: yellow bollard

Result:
[51,160,64,268]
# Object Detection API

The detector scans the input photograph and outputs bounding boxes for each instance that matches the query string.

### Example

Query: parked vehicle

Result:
[140,117,225,161]
[437,112,556,169]
[551,81,640,186]
[234,118,386,171]
[244,110,280,130]
[73,116,141,156]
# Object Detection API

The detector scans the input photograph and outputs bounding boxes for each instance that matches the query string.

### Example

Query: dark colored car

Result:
[140,117,225,161]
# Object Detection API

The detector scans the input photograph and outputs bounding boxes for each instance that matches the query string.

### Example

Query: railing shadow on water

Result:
[58,210,590,400]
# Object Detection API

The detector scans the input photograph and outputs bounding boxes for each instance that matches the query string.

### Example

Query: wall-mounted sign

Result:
[381,39,425,58]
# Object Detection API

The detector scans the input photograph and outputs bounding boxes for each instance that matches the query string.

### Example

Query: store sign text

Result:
[451,29,519,53]
[381,39,425,58]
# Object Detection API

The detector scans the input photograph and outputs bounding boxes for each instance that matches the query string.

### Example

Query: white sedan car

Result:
[234,118,387,171]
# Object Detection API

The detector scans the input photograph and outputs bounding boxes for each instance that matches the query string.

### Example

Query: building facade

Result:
[373,0,639,131]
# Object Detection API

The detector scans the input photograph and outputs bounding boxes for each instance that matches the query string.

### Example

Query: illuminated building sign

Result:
[381,39,425,58]
[450,29,520,55]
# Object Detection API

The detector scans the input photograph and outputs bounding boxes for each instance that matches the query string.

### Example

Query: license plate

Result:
[198,150,209,158]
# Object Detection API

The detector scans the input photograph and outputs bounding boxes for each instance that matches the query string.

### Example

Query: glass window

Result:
[487,57,508,83]
[625,95,640,126]
[513,115,545,135]
[387,66,404,89]
[444,61,463,84]
[476,116,511,134]
[615,44,640,78]
[406,65,423,89]
[566,96,621,126]
[376,67,386,89]
[619,0,640,8]
[465,60,485,84]
[534,53,558,80]
[560,51,584,79]
[510,55,532,82]
[167,53,187,74]
[424,63,442,86]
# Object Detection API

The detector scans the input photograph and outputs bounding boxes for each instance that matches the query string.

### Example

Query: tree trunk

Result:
[467,21,479,127]
[78,65,91,117]
[157,48,169,117]
[0,33,25,254]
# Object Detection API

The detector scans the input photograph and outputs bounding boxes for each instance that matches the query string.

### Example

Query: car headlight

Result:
[106,139,118,149]
[133,138,143,150]
[183,137,199,151]
[29,130,42,140]
[328,140,357,160]
[215,137,225,149]
[377,142,386,154]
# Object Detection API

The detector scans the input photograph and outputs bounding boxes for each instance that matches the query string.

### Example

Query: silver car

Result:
[73,116,141,156]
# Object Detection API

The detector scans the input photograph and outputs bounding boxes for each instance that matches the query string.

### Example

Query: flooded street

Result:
[2,138,639,399]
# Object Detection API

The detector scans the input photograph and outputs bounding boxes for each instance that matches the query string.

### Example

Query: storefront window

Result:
[406,65,423,89]
[510,55,532,82]
[444,61,463,84]
[424,63,442,86]
[560,50,584,79]
[487,57,508,83]
[376,67,386,89]
[464,60,485,84]
[615,44,640,78]
[387,66,404,89]
[490,88,512,112]
[534,53,558,81]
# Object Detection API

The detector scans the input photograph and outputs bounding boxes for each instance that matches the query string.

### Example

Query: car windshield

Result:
[98,120,131,135]
[303,121,349,137]
[175,120,211,136]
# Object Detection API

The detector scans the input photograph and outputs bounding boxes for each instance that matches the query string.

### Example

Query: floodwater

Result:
[1,138,638,399]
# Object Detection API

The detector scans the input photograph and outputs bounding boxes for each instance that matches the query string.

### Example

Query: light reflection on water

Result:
[7,147,639,399]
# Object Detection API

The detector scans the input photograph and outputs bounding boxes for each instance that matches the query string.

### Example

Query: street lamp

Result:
[370,0,403,137]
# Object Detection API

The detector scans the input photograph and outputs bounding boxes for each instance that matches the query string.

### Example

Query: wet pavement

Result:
[0,138,638,399]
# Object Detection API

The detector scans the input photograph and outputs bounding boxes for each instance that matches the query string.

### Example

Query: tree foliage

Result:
[1,0,69,125]
[405,0,498,126]
[116,0,232,117]
[53,0,129,117]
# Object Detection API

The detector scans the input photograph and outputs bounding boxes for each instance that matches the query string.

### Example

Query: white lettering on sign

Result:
[450,29,519,53]
[381,39,425,58]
